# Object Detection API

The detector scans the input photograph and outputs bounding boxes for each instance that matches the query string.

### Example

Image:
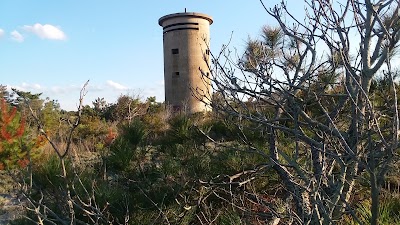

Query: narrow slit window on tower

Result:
[172,48,179,54]
[206,49,210,55]
[174,72,180,76]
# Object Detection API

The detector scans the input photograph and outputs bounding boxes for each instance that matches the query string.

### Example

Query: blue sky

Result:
[0,0,276,110]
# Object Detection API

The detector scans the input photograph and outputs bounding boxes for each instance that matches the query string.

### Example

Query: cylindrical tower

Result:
[159,12,213,113]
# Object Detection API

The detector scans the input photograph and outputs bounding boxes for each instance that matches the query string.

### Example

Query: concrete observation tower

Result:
[159,12,213,113]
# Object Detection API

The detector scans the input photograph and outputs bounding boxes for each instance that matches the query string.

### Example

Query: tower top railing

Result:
[158,12,213,26]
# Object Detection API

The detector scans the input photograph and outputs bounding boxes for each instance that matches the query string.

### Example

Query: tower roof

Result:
[158,12,213,26]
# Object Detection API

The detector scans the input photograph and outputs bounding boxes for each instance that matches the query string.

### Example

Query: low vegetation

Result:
[1,0,400,224]
[0,80,398,224]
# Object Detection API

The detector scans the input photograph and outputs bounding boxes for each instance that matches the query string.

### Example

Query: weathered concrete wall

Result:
[159,12,213,113]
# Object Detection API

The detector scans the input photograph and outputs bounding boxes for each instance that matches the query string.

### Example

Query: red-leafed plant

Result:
[0,98,43,170]
[104,128,117,146]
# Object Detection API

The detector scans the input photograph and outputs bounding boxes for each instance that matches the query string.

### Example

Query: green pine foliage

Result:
[3,90,399,224]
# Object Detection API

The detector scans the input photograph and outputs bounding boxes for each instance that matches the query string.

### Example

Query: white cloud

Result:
[87,84,104,92]
[141,81,164,101]
[49,85,80,94]
[106,80,128,91]
[24,83,42,90]
[10,83,104,96]
[10,82,42,92]
[6,82,42,94]
[10,30,24,42]
[0,29,4,38]
[23,23,66,40]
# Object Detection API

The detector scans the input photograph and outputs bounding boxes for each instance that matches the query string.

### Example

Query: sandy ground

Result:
[0,172,24,224]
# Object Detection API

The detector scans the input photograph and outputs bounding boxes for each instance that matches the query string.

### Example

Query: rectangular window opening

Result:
[172,48,179,54]
[175,72,180,76]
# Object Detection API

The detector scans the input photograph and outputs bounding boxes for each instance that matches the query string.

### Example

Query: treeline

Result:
[0,78,399,224]
[0,84,283,224]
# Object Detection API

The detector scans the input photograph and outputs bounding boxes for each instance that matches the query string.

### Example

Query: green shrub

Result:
[217,209,242,225]
[31,154,73,189]
[341,197,400,224]
[106,119,147,172]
